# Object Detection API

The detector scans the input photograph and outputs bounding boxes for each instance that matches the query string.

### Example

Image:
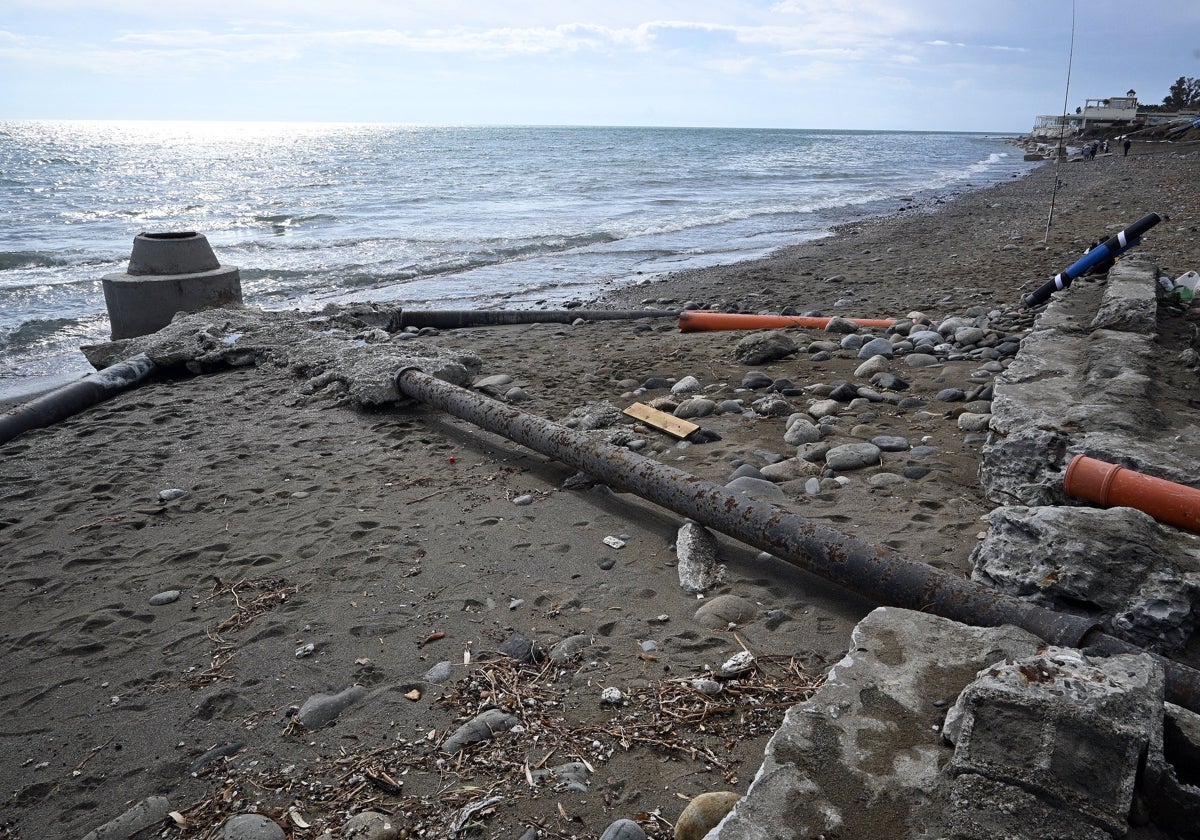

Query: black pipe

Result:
[0,354,157,447]
[1022,212,1163,307]
[397,309,678,330]
[394,367,1200,712]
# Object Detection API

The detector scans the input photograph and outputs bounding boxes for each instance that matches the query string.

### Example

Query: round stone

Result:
[825,442,882,471]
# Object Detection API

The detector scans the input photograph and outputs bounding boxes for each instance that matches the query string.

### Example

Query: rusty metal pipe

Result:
[397,309,678,330]
[395,367,1200,712]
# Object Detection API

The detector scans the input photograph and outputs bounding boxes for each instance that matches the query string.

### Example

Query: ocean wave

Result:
[0,250,71,271]
[0,317,83,350]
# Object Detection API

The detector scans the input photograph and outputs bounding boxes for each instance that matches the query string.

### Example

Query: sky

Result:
[1,0,1197,132]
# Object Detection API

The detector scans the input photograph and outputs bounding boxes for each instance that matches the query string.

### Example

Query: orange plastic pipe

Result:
[678,311,896,332]
[1063,454,1200,534]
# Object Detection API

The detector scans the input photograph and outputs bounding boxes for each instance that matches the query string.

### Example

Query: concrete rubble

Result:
[713,258,1200,839]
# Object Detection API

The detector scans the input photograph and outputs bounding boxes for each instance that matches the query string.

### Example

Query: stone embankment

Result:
[708,258,1200,840]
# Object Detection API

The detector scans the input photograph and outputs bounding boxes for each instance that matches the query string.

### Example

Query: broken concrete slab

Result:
[970,504,1200,651]
[710,608,1044,840]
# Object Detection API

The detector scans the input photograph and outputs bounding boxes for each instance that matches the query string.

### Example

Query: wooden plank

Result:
[622,402,700,440]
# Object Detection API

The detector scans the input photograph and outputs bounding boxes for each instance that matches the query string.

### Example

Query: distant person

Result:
[1083,143,1093,161]
[1123,138,1132,157]
[1102,140,1110,154]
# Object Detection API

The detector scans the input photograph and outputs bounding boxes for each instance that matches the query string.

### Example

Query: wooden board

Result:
[623,402,700,440]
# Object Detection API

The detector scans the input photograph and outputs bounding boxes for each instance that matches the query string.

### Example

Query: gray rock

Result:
[734,331,798,365]
[909,329,942,346]
[424,661,453,683]
[220,814,286,840]
[956,412,991,432]
[870,435,910,452]
[867,472,905,488]
[953,326,987,347]
[497,631,544,663]
[549,634,593,662]
[340,811,399,839]
[750,394,794,417]
[823,317,860,334]
[671,375,702,394]
[676,521,727,594]
[295,685,366,729]
[80,796,172,840]
[824,442,881,471]
[854,355,889,378]
[741,371,774,389]
[783,418,821,445]
[148,589,180,606]
[599,819,647,840]
[675,398,717,419]
[904,353,940,367]
[970,505,1200,649]
[693,594,758,629]
[856,337,894,360]
[725,475,788,502]
[441,708,519,753]
[806,398,841,419]
[760,458,820,482]
[870,372,909,391]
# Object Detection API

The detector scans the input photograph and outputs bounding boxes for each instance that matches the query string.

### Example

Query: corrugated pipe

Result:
[397,309,678,330]
[678,311,896,332]
[1064,454,1200,534]
[0,354,157,447]
[394,367,1200,714]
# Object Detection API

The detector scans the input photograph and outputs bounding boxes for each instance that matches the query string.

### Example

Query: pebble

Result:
[935,387,966,402]
[148,590,180,606]
[783,418,821,445]
[719,651,755,677]
[441,708,519,753]
[825,442,882,471]
[957,412,992,432]
[672,376,700,396]
[740,371,773,389]
[691,678,723,695]
[857,337,894,359]
[804,476,822,495]
[904,465,932,480]
[600,819,648,840]
[674,791,742,840]
[220,814,286,840]
[725,475,787,502]
[497,632,542,663]
[157,488,187,502]
[854,355,889,378]
[600,686,624,704]
[339,811,399,839]
[693,594,757,628]
[871,435,910,452]
[759,458,820,482]
[675,398,716,419]
[512,494,534,506]
[549,634,592,662]
[295,685,366,729]
[807,398,841,419]
[904,353,940,367]
[424,661,453,683]
[868,472,906,487]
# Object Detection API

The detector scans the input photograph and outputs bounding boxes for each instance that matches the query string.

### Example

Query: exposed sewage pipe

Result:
[1023,213,1164,307]
[1064,454,1200,534]
[0,354,158,447]
[397,309,678,330]
[678,311,896,332]
[394,366,1200,713]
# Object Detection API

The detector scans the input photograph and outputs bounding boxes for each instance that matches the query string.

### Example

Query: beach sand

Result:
[2,144,1199,839]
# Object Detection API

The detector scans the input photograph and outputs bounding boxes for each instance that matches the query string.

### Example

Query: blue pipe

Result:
[1022,213,1164,307]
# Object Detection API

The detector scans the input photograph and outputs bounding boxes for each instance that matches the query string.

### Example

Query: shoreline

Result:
[1,143,1198,839]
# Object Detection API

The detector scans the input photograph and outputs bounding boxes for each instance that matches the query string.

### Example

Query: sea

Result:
[0,121,1037,402]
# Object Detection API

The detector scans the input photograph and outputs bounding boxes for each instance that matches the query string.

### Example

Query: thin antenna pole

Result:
[1044,0,1076,243]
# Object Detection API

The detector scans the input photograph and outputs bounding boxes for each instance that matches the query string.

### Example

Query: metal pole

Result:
[394,367,1200,713]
